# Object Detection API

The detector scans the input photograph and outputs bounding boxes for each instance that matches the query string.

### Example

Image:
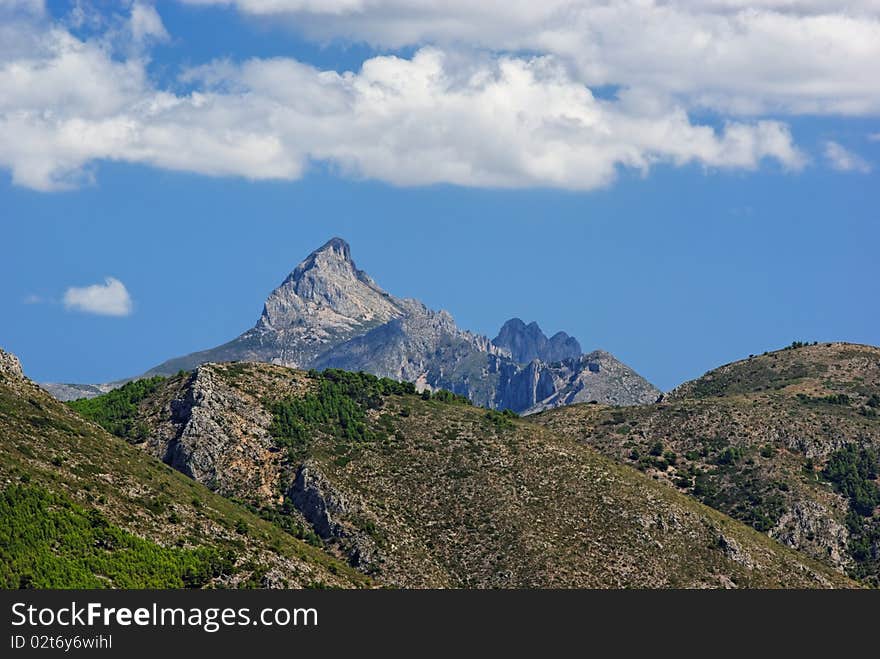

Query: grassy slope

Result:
[531,343,880,584]
[667,342,880,402]
[0,367,369,589]
[98,361,856,588]
[314,393,855,588]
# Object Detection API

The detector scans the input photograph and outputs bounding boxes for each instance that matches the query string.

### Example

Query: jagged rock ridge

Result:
[493,318,582,364]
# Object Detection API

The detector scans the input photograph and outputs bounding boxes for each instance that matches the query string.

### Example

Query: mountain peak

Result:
[137,240,657,413]
[256,238,404,338]
[313,236,351,261]
[493,318,582,364]
[291,236,356,280]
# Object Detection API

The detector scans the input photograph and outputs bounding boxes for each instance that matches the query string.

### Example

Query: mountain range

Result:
[1,346,856,588]
[8,238,877,589]
[43,238,660,413]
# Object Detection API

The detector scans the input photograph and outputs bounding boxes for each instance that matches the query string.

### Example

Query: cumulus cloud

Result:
[823,141,872,173]
[180,0,880,116]
[0,13,806,192]
[63,277,133,316]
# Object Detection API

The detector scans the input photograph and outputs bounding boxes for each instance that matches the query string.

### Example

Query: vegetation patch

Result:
[819,445,880,585]
[785,341,818,350]
[483,409,518,431]
[692,466,787,533]
[0,484,233,589]
[67,376,166,441]
[267,369,466,461]
[797,393,852,407]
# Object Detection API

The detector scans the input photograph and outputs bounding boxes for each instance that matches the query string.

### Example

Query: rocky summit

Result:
[44,238,660,412]
[140,237,411,375]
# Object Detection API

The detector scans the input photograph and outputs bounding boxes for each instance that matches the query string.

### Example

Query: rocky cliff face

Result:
[314,301,505,393]
[48,238,660,412]
[249,237,408,367]
[523,350,663,413]
[0,353,369,589]
[135,364,308,504]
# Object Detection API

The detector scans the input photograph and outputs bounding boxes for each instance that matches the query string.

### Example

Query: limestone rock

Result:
[493,318,581,364]
[143,365,281,503]
[771,500,851,569]
[0,348,23,380]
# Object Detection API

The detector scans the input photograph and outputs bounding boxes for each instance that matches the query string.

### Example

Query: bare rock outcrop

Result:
[145,365,281,503]
[771,500,851,569]
[0,348,23,380]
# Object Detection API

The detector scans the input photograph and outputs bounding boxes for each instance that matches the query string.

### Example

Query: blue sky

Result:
[1,1,878,390]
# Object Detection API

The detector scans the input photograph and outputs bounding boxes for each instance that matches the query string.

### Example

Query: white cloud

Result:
[823,141,872,173]
[0,0,44,15]
[63,277,133,316]
[130,2,169,45]
[23,294,43,304]
[0,15,806,192]
[869,133,880,142]
[180,1,880,116]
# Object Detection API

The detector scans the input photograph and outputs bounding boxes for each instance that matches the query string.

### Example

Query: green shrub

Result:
[786,341,812,350]
[429,389,471,405]
[714,446,744,466]
[484,409,517,431]
[797,393,851,406]
[821,445,879,517]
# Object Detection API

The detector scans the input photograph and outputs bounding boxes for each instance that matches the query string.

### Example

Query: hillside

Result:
[0,348,368,589]
[42,237,659,412]
[71,358,855,588]
[532,342,880,585]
